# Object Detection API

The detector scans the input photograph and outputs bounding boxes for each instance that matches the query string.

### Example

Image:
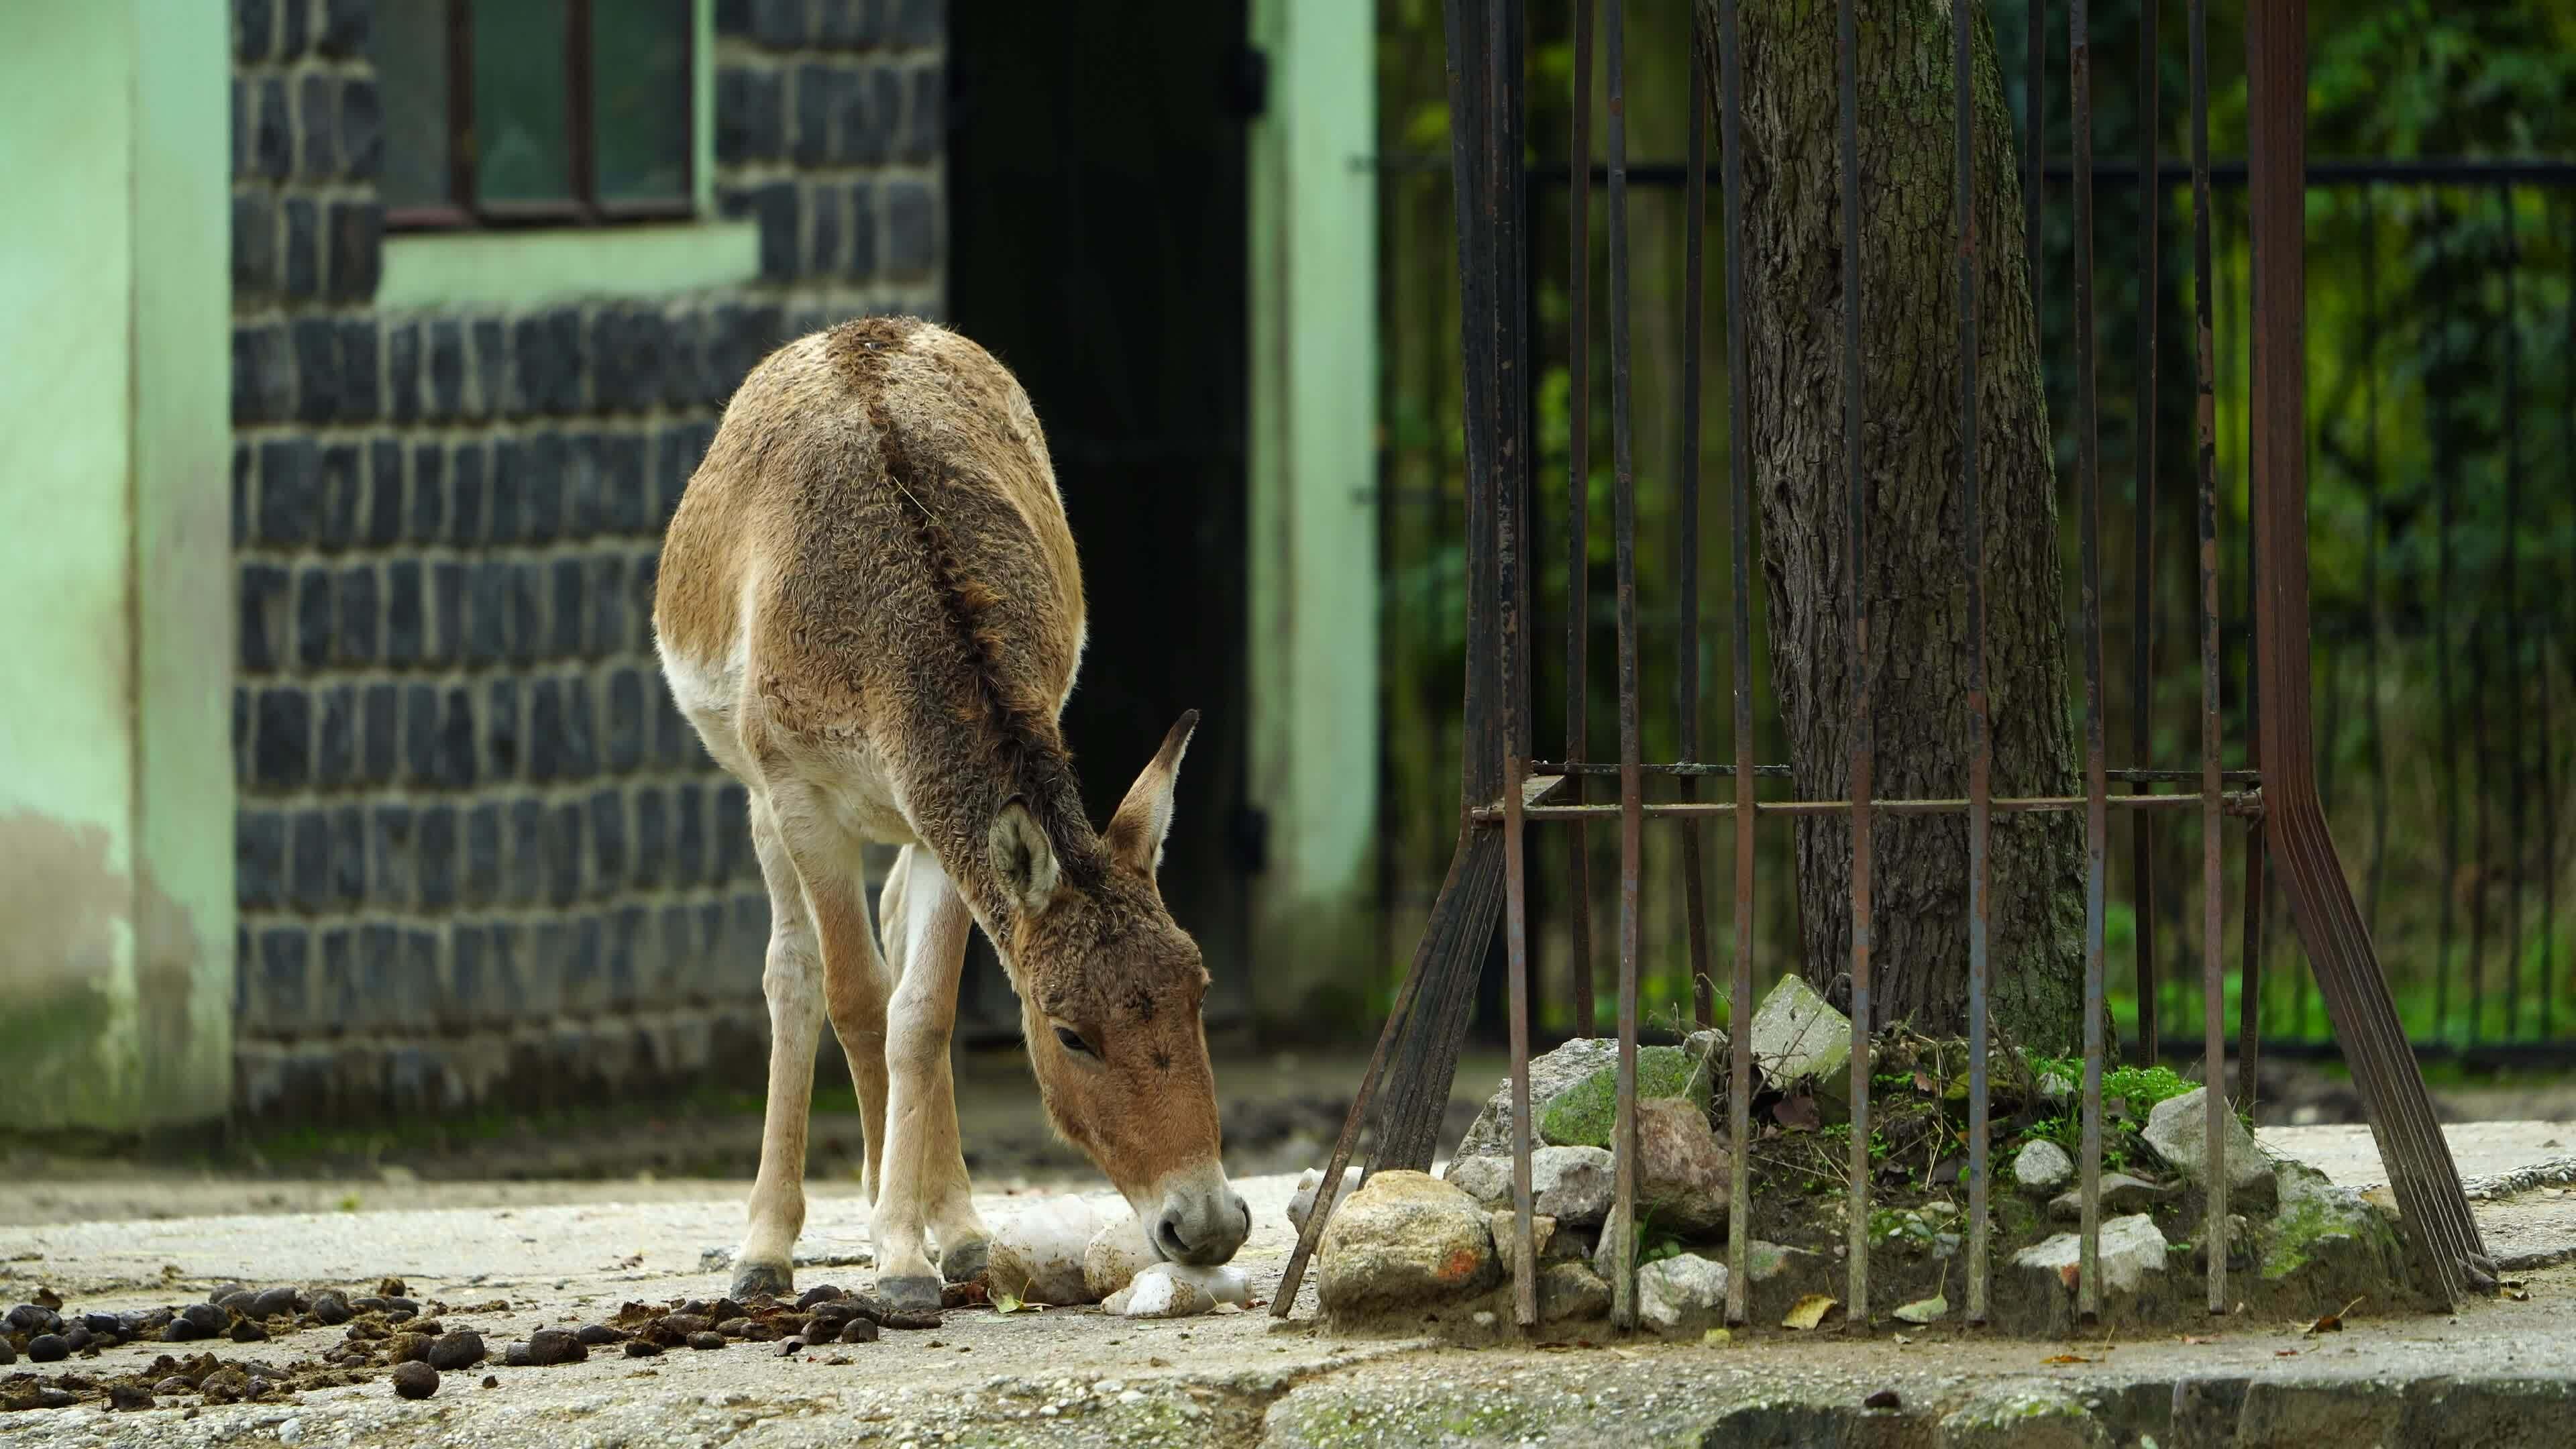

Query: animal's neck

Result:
[907,738,1102,935]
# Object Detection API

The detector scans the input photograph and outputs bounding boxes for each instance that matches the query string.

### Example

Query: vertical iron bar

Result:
[1566,0,1597,1041]
[1603,0,1643,1334]
[2239,186,2266,1106]
[1495,0,1537,1328]
[1716,0,1758,1329]
[1839,0,1872,1329]
[2435,215,2459,1042]
[1956,0,1994,1328]
[1680,40,1715,1032]
[2186,0,2225,1316]
[2361,190,2387,938]
[2551,199,2571,1046]
[2501,183,2524,1044]
[2071,0,2110,1323]
[2027,0,2047,312]
[2130,0,2161,1066]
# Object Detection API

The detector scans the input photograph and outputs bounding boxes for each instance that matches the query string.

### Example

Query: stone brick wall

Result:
[226,0,944,1120]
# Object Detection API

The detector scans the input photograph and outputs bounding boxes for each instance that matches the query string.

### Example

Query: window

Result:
[376,0,694,230]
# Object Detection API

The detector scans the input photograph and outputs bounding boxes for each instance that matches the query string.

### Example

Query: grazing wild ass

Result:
[653,315,1248,1310]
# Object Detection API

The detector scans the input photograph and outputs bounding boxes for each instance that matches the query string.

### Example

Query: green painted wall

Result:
[0,0,234,1129]
[1246,0,1381,1030]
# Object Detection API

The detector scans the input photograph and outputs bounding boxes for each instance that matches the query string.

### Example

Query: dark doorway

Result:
[945,0,1256,1043]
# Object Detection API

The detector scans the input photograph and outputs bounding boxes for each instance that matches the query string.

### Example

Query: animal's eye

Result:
[1053,1026,1097,1059]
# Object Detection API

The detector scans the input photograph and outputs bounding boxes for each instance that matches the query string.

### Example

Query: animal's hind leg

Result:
[871,845,991,1310]
[821,851,894,1209]
[733,791,826,1299]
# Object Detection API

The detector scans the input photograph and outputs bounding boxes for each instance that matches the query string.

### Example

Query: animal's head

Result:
[986,710,1249,1266]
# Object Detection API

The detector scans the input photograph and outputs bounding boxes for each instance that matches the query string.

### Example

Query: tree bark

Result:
[1691,0,2086,1051]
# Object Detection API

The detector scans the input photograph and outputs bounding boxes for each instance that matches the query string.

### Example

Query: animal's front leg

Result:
[735,794,824,1301]
[872,847,979,1311]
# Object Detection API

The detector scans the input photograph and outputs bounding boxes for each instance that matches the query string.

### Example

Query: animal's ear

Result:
[1105,710,1198,881]
[988,796,1061,914]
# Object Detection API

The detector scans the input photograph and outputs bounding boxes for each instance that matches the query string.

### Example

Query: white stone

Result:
[2011,1212,2171,1296]
[1316,1170,1499,1316]
[1286,1166,1364,1234]
[1635,1254,1730,1332]
[2143,1088,2272,1196]
[1746,975,1854,1096]
[1444,1145,1615,1227]
[2014,1140,2076,1195]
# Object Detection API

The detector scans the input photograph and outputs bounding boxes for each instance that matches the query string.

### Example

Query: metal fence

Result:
[1287,0,2498,1332]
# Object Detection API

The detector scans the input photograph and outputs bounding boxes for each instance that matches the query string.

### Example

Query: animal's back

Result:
[654,316,1085,832]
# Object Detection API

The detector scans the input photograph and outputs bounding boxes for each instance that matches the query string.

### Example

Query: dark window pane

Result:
[593,0,692,204]
[374,0,452,209]
[474,0,572,204]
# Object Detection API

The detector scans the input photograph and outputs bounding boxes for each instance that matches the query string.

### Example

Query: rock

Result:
[1316,1170,1499,1317]
[715,1317,754,1337]
[1488,1212,1558,1278]
[1636,1097,1730,1234]
[1082,1216,1157,1302]
[387,1332,432,1362]
[428,1330,486,1371]
[1106,1263,1250,1318]
[2048,1172,2173,1220]
[310,1291,353,1326]
[985,1197,1104,1306]
[1454,1038,1620,1159]
[2012,1213,2171,1297]
[837,1318,879,1344]
[25,1334,67,1363]
[778,1336,808,1356]
[625,1338,663,1357]
[1637,1253,1730,1332]
[525,1328,586,1366]
[1941,1388,2108,1449]
[1539,1050,1715,1150]
[2015,1140,2076,1195]
[574,1324,623,1345]
[2261,1161,2405,1288]
[1286,1166,1364,1234]
[1444,1145,1615,1226]
[1537,1262,1613,1321]
[249,1286,301,1320]
[482,1375,500,1388]
[108,1384,154,1412]
[390,1362,438,1400]
[688,1331,727,1350]
[2141,1088,2275,1208]
[1684,1028,1727,1075]
[1746,975,1854,1104]
[503,1342,533,1367]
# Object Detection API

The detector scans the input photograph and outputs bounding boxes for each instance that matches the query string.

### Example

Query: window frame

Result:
[384,0,696,233]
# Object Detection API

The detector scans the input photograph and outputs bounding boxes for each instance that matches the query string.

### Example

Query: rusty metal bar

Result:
[1603,0,1643,1334]
[1565,0,1597,1041]
[2501,183,2525,1044]
[1679,34,1715,1032]
[2071,0,2111,1324]
[2550,203,2571,1046]
[2434,215,2459,1042]
[2130,0,2161,1067]
[2247,0,2487,1303]
[1838,0,1872,1328]
[2187,0,2226,1316]
[1715,0,1757,1329]
[1956,0,1994,1329]
[1495,0,1536,1332]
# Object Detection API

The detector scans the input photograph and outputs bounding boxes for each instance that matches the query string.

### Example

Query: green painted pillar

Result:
[0,0,234,1129]
[1246,0,1380,1033]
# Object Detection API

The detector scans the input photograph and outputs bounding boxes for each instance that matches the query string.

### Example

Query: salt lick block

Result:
[982,1196,1109,1306]
[1083,1214,1158,1301]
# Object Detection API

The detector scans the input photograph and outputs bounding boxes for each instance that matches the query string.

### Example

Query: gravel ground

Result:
[5,1126,2576,1446]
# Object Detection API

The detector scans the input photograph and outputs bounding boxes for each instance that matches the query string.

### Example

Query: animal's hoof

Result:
[877,1275,944,1314]
[731,1261,794,1301]
[940,1238,991,1285]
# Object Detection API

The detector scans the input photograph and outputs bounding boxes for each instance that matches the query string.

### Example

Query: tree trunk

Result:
[1690,0,2086,1052]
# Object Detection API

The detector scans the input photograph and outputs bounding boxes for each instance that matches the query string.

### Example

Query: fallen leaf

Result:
[1610,1346,1643,1360]
[1892,1333,1915,1346]
[2275,1348,2300,1358]
[1774,1097,1823,1132]
[2042,1354,2094,1365]
[1701,1328,1733,1346]
[1892,1294,1948,1325]
[2181,1335,2216,1346]
[1913,1071,1937,1093]
[1782,1295,1841,1330]
[990,1290,1041,1316]
[2507,1285,2532,1302]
